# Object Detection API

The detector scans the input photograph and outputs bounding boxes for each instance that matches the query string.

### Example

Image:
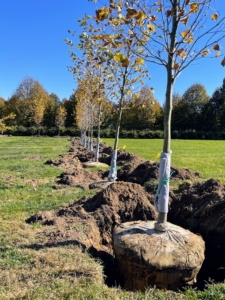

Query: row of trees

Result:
[1,77,225,135]
[172,79,225,134]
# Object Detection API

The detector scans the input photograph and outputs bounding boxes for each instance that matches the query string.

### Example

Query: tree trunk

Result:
[95,104,101,162]
[155,0,178,231]
[108,70,127,181]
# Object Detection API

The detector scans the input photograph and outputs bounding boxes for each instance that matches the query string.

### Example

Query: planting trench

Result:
[27,138,225,290]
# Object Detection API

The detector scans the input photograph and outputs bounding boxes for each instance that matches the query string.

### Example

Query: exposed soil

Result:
[168,178,225,287]
[46,138,200,190]
[26,181,156,249]
[26,137,225,289]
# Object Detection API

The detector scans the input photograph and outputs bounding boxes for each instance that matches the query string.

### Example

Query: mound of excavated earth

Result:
[168,178,225,285]
[26,182,156,250]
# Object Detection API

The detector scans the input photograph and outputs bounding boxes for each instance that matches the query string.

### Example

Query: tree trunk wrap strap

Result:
[154,152,173,213]
[108,150,117,181]
[94,137,100,159]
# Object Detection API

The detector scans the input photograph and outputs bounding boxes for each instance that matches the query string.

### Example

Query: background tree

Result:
[63,94,78,128]
[55,106,67,136]
[33,102,45,136]
[121,86,162,130]
[9,77,52,127]
[182,83,210,131]
[0,97,6,119]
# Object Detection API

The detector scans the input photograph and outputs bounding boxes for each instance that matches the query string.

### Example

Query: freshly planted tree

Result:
[73,2,149,180]
[86,0,225,230]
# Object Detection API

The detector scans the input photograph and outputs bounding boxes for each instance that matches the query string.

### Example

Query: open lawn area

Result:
[0,136,225,299]
[105,138,225,183]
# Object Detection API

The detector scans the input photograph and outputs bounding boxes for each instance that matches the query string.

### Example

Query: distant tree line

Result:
[1,76,225,139]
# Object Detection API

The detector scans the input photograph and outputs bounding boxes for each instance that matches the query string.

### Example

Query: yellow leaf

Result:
[180,53,187,59]
[187,38,194,44]
[216,51,220,58]
[118,1,122,7]
[135,58,145,65]
[190,3,199,14]
[180,16,189,26]
[147,23,155,32]
[125,90,131,95]
[211,13,218,21]
[114,52,124,61]
[92,35,102,40]
[95,7,109,22]
[181,30,190,39]
[213,44,220,51]
[135,10,145,20]
[221,57,225,66]
[112,19,120,25]
[201,49,210,57]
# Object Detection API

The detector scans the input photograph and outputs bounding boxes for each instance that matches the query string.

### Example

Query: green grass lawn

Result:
[0,136,224,299]
[104,138,225,183]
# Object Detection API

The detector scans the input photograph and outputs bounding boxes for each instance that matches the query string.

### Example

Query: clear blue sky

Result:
[1,0,225,105]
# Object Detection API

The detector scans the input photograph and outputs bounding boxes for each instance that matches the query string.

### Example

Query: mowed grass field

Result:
[105,138,225,183]
[0,136,225,299]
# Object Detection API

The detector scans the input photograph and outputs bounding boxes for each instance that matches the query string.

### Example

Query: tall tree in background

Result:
[63,94,78,128]
[182,83,210,131]
[0,97,6,119]
[55,106,67,136]
[8,77,52,127]
[121,86,162,130]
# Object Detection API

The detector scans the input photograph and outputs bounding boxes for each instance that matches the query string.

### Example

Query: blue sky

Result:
[1,0,225,105]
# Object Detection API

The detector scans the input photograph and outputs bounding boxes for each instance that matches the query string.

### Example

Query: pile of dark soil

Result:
[26,182,156,249]
[168,178,225,287]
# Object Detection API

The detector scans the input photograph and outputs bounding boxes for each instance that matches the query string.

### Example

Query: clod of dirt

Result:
[26,182,156,250]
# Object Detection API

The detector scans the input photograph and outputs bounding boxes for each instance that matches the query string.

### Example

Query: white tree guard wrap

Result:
[83,131,87,148]
[154,152,171,213]
[90,139,93,151]
[88,137,91,150]
[94,137,100,159]
[108,150,117,181]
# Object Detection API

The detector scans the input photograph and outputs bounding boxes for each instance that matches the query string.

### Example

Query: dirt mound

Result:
[169,178,225,233]
[57,169,106,189]
[45,154,82,171]
[118,159,200,186]
[26,182,156,249]
[168,178,225,286]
